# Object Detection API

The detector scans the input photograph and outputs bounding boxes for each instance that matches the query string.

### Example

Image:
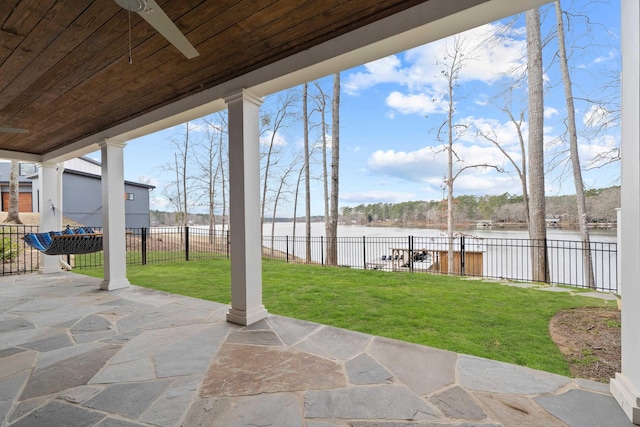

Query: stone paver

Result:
[20,343,121,400]
[430,386,486,420]
[0,272,632,427]
[368,336,457,395]
[472,391,567,426]
[10,400,106,427]
[306,325,371,360]
[346,352,393,385]
[83,379,172,419]
[201,343,345,396]
[304,384,439,420]
[536,389,635,426]
[184,393,304,427]
[458,354,572,394]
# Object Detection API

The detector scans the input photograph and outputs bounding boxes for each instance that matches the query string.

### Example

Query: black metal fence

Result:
[0,225,40,276]
[1,225,618,292]
[264,234,618,292]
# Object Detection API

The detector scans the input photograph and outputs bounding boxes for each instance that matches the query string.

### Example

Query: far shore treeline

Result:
[151,186,619,229]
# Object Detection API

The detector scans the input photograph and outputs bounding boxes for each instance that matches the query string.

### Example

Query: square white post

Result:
[99,139,130,291]
[224,89,268,326]
[611,0,640,424]
[38,163,63,274]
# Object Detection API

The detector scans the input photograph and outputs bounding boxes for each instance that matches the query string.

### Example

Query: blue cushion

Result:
[24,233,47,251]
[75,227,86,234]
[63,228,74,235]
[40,232,52,246]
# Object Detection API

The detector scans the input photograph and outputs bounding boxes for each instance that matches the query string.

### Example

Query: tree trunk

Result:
[526,8,549,282]
[292,166,304,259]
[182,124,189,228]
[319,88,329,239]
[446,51,456,274]
[303,83,312,263]
[5,161,22,224]
[327,73,340,266]
[554,0,595,288]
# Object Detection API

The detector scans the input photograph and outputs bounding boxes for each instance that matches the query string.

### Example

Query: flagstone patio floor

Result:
[0,272,632,426]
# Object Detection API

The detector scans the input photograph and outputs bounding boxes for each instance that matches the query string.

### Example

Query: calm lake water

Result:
[263,222,617,243]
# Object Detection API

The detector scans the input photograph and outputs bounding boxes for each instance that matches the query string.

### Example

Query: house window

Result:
[125,193,135,201]
[19,163,37,176]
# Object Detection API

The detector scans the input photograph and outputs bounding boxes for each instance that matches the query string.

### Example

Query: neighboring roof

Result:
[62,169,155,190]
[0,161,155,190]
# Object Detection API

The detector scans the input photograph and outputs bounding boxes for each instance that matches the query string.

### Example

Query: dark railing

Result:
[264,235,618,292]
[1,225,617,292]
[0,225,40,276]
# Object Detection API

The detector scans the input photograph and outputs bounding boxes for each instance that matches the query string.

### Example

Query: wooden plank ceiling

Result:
[0,0,430,157]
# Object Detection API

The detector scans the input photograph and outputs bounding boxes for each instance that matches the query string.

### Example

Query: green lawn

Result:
[78,258,615,376]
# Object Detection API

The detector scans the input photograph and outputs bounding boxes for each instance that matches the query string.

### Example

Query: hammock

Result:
[23,226,103,255]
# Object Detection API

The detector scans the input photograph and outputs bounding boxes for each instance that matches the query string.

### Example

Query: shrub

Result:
[0,234,20,262]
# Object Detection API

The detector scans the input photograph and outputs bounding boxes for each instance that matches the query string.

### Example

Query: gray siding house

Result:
[1,158,154,229]
[61,169,154,229]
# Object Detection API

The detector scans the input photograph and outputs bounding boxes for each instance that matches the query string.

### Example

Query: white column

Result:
[99,139,130,291]
[38,163,63,274]
[611,0,640,424]
[224,89,268,326]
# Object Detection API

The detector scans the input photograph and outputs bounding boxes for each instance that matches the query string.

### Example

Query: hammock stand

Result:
[23,227,103,256]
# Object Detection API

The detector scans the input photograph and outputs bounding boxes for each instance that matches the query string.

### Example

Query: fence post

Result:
[185,226,189,262]
[544,237,549,283]
[363,236,366,269]
[409,235,414,273]
[286,235,289,263]
[321,236,324,265]
[226,230,230,259]
[141,227,147,265]
[460,235,465,276]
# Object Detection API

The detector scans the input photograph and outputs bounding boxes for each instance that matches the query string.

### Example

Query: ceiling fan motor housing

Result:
[115,0,147,12]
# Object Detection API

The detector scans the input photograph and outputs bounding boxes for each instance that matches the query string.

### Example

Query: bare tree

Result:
[269,157,300,253]
[526,8,549,282]
[313,82,331,237]
[163,123,195,227]
[478,92,530,226]
[435,36,501,273]
[303,83,312,262]
[326,73,341,266]
[194,114,228,244]
[260,91,297,238]
[4,161,22,224]
[554,0,594,288]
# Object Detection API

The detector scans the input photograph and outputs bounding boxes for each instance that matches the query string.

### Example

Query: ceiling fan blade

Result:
[0,128,28,133]
[137,0,199,59]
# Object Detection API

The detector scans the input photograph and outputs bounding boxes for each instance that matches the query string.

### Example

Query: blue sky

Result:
[88,0,621,217]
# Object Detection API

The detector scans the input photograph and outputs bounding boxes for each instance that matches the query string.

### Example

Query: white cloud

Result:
[343,55,404,95]
[340,190,418,204]
[583,104,615,129]
[462,116,526,152]
[544,107,559,119]
[385,91,445,115]
[367,141,520,195]
[579,134,620,167]
[593,50,617,64]
[150,196,171,210]
[260,130,287,146]
[344,22,527,99]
